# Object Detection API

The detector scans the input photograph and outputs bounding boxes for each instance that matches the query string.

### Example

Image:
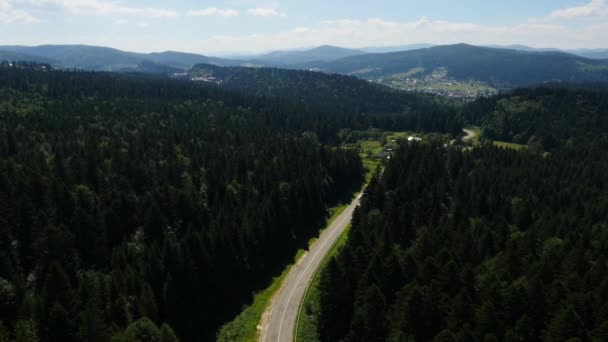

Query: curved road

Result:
[259,193,362,342]
[463,128,478,142]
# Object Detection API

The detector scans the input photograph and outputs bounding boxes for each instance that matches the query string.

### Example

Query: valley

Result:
[2,4,608,340]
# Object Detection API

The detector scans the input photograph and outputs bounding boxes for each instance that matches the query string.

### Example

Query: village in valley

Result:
[372,67,499,99]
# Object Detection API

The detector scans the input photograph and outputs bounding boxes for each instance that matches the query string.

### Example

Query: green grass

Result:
[362,159,380,183]
[493,140,527,150]
[360,140,384,155]
[296,225,352,342]
[386,132,408,141]
[464,126,482,146]
[307,204,348,247]
[216,201,354,342]
[217,259,294,342]
[464,128,527,152]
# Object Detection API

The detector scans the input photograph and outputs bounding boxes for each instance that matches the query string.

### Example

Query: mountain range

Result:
[298,44,608,87]
[2,43,608,91]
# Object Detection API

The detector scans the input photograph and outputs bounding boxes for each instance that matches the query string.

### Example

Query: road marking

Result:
[275,205,352,342]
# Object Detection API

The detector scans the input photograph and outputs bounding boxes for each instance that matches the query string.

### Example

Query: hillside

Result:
[0,44,365,72]
[187,64,462,136]
[0,50,56,64]
[573,49,608,59]
[464,85,608,149]
[3,44,608,90]
[252,45,365,65]
[143,51,238,69]
[301,44,608,89]
[0,45,244,72]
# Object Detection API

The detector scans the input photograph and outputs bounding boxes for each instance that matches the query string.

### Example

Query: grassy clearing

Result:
[216,201,354,342]
[360,140,384,155]
[464,126,482,146]
[493,140,527,150]
[296,225,352,342]
[387,132,408,140]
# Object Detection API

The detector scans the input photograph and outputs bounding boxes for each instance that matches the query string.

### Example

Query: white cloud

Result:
[187,7,239,17]
[24,0,179,18]
[0,0,39,23]
[136,22,149,28]
[199,16,605,54]
[292,27,310,33]
[550,0,608,19]
[247,7,286,17]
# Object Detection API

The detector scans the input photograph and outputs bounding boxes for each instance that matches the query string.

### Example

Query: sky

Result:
[1,0,607,55]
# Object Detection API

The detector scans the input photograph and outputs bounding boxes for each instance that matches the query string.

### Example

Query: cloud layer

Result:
[247,8,286,17]
[23,0,179,18]
[201,16,600,53]
[0,0,38,23]
[551,0,608,19]
[187,7,239,17]
[1,0,607,53]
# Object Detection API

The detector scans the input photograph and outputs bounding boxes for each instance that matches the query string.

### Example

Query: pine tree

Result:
[124,317,161,342]
[138,283,159,323]
[14,320,38,342]
[160,323,179,342]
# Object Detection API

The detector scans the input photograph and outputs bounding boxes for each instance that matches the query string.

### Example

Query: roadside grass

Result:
[362,159,380,183]
[216,256,295,342]
[216,201,354,342]
[296,225,352,342]
[307,204,348,247]
[493,140,527,150]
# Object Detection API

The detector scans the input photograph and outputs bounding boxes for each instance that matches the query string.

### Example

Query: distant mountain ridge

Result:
[0,44,367,72]
[250,45,366,65]
[0,45,241,72]
[298,44,608,87]
[2,43,608,91]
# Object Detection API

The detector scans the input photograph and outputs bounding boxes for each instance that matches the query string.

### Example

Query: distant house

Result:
[407,136,422,142]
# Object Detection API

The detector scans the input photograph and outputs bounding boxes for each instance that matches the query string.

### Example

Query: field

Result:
[493,140,527,150]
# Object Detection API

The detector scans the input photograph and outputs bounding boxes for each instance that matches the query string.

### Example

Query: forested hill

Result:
[318,141,608,341]
[0,65,368,341]
[189,63,426,112]
[188,64,462,135]
[464,85,608,150]
[0,45,239,72]
[301,44,608,87]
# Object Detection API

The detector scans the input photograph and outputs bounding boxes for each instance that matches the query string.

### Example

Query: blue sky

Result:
[1,0,607,54]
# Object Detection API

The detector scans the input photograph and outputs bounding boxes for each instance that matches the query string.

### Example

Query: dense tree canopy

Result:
[0,66,368,341]
[318,140,608,341]
[464,85,608,150]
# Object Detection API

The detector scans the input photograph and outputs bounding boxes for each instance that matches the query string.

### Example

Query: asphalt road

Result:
[259,193,362,342]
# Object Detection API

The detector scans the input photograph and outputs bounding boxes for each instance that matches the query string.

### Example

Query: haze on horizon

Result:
[1,0,607,54]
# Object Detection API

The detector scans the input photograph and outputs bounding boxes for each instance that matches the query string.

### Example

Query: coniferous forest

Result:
[317,115,608,339]
[1,62,608,342]
[0,65,373,341]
